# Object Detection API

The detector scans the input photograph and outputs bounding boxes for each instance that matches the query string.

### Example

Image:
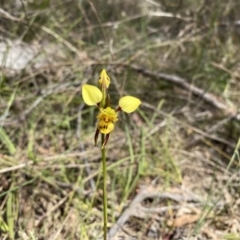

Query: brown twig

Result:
[127,64,238,117]
[107,186,204,239]
[35,194,69,227]
[184,114,237,149]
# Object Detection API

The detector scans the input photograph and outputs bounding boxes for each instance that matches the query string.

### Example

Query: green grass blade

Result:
[0,128,16,155]
[7,191,15,239]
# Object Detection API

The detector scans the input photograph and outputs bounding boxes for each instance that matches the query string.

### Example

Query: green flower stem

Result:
[101,134,107,240]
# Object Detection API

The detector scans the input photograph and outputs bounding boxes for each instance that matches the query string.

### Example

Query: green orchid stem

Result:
[101,134,108,240]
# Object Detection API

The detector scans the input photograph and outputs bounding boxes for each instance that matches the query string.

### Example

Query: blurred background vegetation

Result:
[0,0,240,239]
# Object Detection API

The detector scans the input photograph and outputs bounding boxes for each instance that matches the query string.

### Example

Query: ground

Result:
[0,1,240,239]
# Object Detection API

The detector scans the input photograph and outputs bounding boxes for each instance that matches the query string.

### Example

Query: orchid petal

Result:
[119,96,141,113]
[82,84,102,106]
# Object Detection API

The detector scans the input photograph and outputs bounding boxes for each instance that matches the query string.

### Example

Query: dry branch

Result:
[107,186,208,239]
[128,64,238,117]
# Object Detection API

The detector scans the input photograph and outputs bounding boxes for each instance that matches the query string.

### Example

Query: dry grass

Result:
[0,0,240,239]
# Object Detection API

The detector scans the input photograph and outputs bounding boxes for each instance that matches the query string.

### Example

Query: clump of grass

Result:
[0,0,240,239]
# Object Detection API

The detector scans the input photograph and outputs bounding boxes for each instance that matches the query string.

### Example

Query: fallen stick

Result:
[128,64,238,117]
[107,186,203,239]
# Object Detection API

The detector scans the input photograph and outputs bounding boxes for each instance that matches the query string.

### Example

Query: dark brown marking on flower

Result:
[102,134,110,148]
[94,128,100,146]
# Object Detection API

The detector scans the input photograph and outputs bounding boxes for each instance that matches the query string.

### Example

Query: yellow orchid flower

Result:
[97,107,118,134]
[81,70,141,147]
[83,69,141,238]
